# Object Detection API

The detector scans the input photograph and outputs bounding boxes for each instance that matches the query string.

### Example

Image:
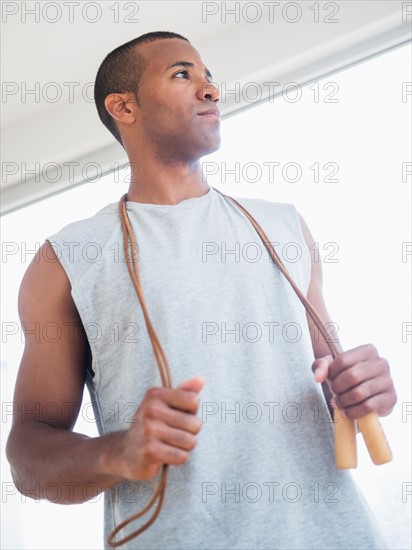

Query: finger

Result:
[143,401,202,434]
[177,376,205,394]
[331,358,387,395]
[337,390,396,420]
[312,355,333,383]
[145,387,200,414]
[335,377,392,410]
[143,440,190,467]
[328,344,378,380]
[152,422,198,451]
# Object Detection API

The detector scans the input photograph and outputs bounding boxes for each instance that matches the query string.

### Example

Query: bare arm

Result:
[298,214,397,419]
[6,242,203,504]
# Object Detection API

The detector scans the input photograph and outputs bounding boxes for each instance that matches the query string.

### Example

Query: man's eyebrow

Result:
[166,61,213,80]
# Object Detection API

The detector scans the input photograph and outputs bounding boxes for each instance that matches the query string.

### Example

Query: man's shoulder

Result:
[48,201,119,243]
[229,193,300,226]
[224,193,306,250]
[231,193,296,213]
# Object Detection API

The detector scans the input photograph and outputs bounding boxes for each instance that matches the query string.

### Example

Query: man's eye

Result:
[174,70,189,79]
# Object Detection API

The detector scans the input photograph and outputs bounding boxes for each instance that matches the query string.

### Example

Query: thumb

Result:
[312,355,333,383]
[177,376,205,394]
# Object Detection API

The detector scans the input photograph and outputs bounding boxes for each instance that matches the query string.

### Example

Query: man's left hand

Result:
[312,344,397,419]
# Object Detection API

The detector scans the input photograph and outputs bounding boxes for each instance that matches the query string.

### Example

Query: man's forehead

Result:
[138,39,205,71]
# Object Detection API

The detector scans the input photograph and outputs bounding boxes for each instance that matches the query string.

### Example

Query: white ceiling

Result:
[1,1,411,214]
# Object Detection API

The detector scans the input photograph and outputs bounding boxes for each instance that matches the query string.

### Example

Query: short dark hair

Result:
[94,31,190,147]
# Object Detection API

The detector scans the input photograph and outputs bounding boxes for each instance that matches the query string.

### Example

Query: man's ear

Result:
[104,92,137,126]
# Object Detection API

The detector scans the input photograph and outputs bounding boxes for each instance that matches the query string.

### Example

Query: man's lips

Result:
[198,108,220,118]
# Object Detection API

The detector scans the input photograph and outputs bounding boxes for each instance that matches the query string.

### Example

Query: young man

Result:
[7,31,396,549]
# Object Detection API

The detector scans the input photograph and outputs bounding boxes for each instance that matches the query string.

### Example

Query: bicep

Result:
[13,241,90,432]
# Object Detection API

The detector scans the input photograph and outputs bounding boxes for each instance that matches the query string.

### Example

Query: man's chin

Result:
[199,137,221,158]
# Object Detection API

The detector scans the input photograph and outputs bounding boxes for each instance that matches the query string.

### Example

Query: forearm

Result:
[6,422,127,504]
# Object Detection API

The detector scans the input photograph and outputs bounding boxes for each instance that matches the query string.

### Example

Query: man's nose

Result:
[199,81,220,103]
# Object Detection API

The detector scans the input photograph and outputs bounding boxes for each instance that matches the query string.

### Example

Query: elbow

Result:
[7,469,95,505]
[5,429,77,505]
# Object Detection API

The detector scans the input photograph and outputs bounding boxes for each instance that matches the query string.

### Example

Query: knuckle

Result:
[192,417,202,434]
[351,386,366,403]
[379,375,392,392]
[175,431,196,450]
[361,399,375,415]
[144,402,161,419]
[186,435,197,451]
[343,368,359,387]
[365,343,377,356]
[178,451,190,465]
[189,395,200,411]
[146,387,162,400]
[335,354,349,370]
[382,384,397,407]
[378,357,389,373]
[144,441,158,461]
[170,448,188,465]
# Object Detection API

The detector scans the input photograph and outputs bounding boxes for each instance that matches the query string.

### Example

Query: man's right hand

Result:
[105,377,205,481]
[6,241,205,504]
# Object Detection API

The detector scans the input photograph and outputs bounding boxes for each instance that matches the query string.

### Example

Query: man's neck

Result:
[125,150,210,205]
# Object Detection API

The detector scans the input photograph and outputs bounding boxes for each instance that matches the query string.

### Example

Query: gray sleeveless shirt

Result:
[48,187,388,549]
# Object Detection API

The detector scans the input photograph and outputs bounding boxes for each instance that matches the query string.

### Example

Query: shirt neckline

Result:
[126,186,215,210]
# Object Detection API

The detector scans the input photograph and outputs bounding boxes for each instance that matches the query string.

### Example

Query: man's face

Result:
[131,38,221,163]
